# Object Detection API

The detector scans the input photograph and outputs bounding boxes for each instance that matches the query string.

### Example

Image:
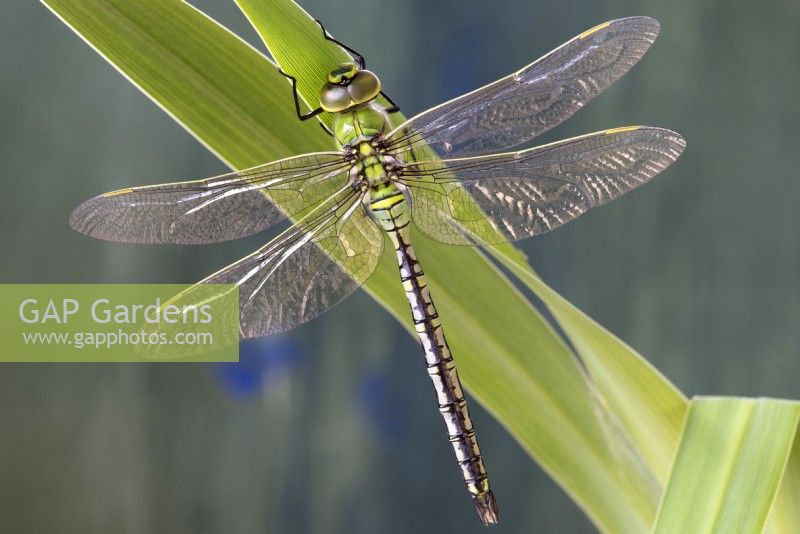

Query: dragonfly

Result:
[70,16,685,525]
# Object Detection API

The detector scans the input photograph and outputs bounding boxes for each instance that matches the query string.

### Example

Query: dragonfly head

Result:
[320,62,382,113]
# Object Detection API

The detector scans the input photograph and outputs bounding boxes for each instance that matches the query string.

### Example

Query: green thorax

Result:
[333,103,390,149]
[330,102,409,232]
[332,104,409,233]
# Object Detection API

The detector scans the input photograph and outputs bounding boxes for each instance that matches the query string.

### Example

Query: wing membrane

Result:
[399,127,685,245]
[70,151,351,244]
[386,17,660,158]
[167,187,383,339]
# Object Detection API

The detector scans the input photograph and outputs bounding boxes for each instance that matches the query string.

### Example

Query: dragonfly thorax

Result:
[342,138,410,233]
[347,140,399,187]
[333,103,391,149]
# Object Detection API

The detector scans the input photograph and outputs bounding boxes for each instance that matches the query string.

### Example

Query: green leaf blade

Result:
[767,434,800,533]
[42,0,328,167]
[653,397,800,534]
[491,245,689,485]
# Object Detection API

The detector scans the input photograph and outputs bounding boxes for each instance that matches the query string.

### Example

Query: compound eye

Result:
[320,83,351,112]
[347,70,381,105]
[327,62,359,84]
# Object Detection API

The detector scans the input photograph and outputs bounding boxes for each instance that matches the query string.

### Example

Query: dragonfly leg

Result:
[379,90,400,114]
[278,68,324,122]
[314,18,366,69]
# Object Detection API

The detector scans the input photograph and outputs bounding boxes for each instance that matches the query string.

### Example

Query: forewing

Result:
[69,151,351,244]
[400,127,685,245]
[386,17,660,158]
[167,187,383,339]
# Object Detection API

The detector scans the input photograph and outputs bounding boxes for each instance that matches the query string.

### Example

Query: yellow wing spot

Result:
[101,187,134,197]
[604,126,641,135]
[579,21,612,40]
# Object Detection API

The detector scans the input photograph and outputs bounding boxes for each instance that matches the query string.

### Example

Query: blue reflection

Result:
[358,371,408,446]
[213,337,304,398]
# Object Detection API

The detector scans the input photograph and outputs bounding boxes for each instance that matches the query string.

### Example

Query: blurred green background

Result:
[1,1,799,532]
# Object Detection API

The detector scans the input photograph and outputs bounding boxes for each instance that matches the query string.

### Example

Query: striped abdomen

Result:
[368,184,500,525]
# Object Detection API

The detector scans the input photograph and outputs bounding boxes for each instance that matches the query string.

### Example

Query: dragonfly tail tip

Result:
[473,490,500,526]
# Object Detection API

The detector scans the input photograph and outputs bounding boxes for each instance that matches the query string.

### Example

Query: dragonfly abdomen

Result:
[385,220,499,526]
[367,181,410,232]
